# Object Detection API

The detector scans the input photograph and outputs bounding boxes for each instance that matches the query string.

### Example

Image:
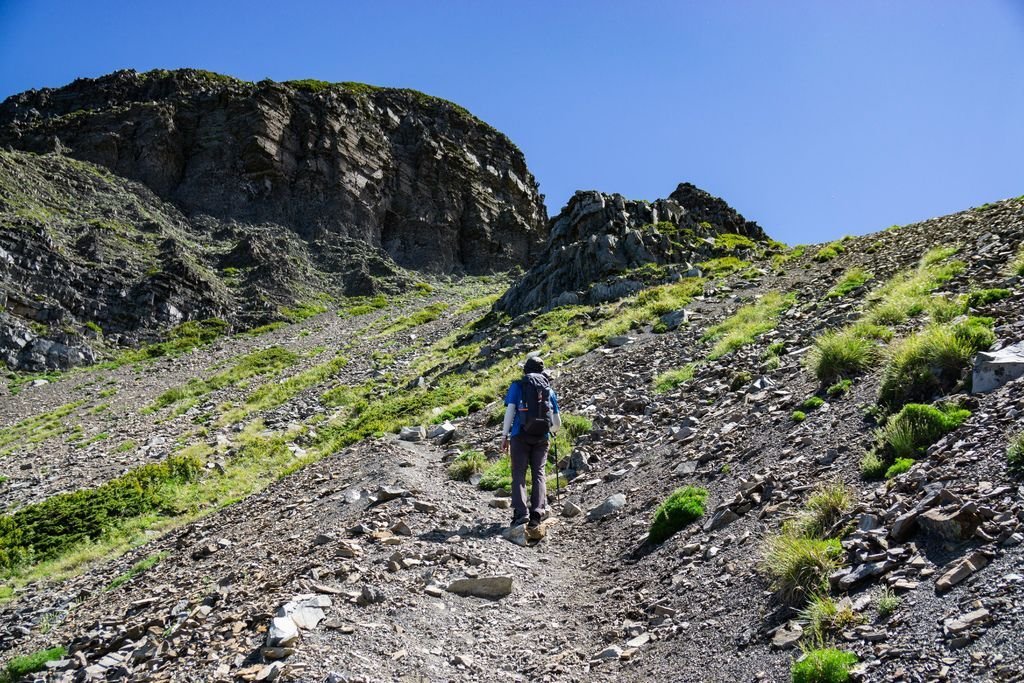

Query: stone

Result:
[972,341,1024,393]
[489,498,511,509]
[703,508,741,532]
[398,425,426,442]
[290,605,325,630]
[451,654,474,667]
[446,575,514,600]
[944,608,991,636]
[936,551,990,592]
[919,505,983,541]
[772,622,803,649]
[427,421,457,440]
[562,501,583,518]
[889,510,921,541]
[587,493,626,521]
[267,616,299,647]
[592,645,623,661]
[255,662,284,681]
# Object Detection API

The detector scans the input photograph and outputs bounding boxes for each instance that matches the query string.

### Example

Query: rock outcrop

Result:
[0,69,548,370]
[495,182,769,316]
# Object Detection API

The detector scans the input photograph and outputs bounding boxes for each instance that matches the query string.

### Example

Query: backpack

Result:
[518,372,553,442]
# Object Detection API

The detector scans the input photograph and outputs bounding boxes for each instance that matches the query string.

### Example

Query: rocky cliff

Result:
[0,69,547,371]
[496,182,770,316]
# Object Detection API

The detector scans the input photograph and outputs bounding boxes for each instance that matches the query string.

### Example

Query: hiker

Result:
[501,355,561,528]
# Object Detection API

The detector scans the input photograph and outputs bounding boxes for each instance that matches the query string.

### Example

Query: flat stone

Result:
[562,501,583,517]
[772,622,803,649]
[703,508,741,532]
[919,505,982,541]
[290,605,324,630]
[587,493,626,521]
[446,575,514,600]
[972,341,1024,393]
[592,645,623,661]
[398,425,426,442]
[267,616,298,647]
[936,551,990,592]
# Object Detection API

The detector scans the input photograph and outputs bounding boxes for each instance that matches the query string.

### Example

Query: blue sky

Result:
[1,1,1022,245]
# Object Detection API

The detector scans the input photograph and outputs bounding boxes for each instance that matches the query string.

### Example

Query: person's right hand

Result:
[501,436,509,453]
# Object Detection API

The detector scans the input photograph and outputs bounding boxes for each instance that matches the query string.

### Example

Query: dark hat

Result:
[523,356,544,374]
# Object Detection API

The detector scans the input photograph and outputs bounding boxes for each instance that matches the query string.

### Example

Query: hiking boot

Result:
[510,515,529,528]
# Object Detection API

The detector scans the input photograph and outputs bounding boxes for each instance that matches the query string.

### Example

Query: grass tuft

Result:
[877,402,970,458]
[3,646,67,682]
[826,267,872,298]
[800,594,864,641]
[763,535,843,607]
[788,483,852,539]
[1006,431,1024,474]
[447,450,486,481]
[653,364,696,393]
[806,330,879,385]
[105,551,168,591]
[885,457,915,479]
[649,486,708,544]
[703,292,796,359]
[877,587,901,618]
[791,648,858,683]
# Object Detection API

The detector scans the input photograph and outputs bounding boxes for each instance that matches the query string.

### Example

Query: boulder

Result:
[446,575,514,600]
[587,493,626,521]
[972,341,1024,393]
[399,425,426,442]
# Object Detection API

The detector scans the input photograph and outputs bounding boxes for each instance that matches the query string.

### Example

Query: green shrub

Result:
[826,267,872,298]
[826,379,852,397]
[653,364,696,393]
[560,414,593,440]
[800,595,863,641]
[1009,246,1024,277]
[281,303,328,323]
[877,587,901,618]
[1007,432,1024,474]
[448,450,486,481]
[699,256,750,276]
[878,402,970,458]
[649,486,708,544]
[878,319,994,407]
[813,240,847,263]
[791,648,858,683]
[920,245,959,266]
[763,535,844,607]
[806,330,879,384]
[703,292,796,359]
[792,410,807,422]
[965,288,1010,308]
[885,457,915,478]
[789,483,852,539]
[4,646,67,681]
[860,451,887,480]
[801,396,825,411]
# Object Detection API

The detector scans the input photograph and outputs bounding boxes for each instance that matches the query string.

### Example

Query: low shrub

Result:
[801,396,825,411]
[654,364,696,393]
[791,648,858,683]
[792,410,807,422]
[813,239,847,263]
[825,267,872,298]
[649,486,708,544]
[1007,432,1024,474]
[877,587,901,618]
[965,288,1010,308]
[763,535,844,607]
[860,451,887,480]
[878,318,994,408]
[1009,246,1024,277]
[789,483,852,539]
[885,457,915,479]
[4,646,67,682]
[800,595,864,641]
[878,402,970,458]
[447,450,486,481]
[806,330,879,384]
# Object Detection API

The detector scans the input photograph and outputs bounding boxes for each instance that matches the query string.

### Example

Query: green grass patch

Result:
[148,346,299,413]
[877,402,970,458]
[826,379,852,397]
[787,483,852,539]
[281,302,328,322]
[1009,431,1024,474]
[860,450,887,480]
[800,594,864,642]
[1009,246,1024,277]
[885,457,915,479]
[447,450,486,481]
[118,318,230,363]
[702,292,796,360]
[813,239,848,263]
[825,267,872,298]
[715,233,757,251]
[0,401,86,456]
[965,288,1010,308]
[801,396,824,411]
[877,587,901,618]
[114,439,137,453]
[807,331,880,385]
[338,295,389,317]
[559,414,593,440]
[218,353,348,425]
[649,486,708,544]
[792,410,807,422]
[699,256,750,276]
[247,321,288,336]
[762,535,844,607]
[379,302,449,335]
[2,646,67,682]
[105,551,168,591]
[456,292,501,314]
[791,648,858,683]
[653,363,696,393]
[878,318,994,408]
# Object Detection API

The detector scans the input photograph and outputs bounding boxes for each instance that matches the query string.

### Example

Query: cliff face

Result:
[496,182,770,316]
[0,69,547,274]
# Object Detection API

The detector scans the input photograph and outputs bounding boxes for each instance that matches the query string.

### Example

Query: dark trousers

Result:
[510,435,548,522]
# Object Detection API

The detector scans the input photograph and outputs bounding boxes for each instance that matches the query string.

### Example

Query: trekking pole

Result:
[552,436,561,506]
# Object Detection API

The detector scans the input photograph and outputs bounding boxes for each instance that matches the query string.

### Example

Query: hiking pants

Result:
[510,435,548,522]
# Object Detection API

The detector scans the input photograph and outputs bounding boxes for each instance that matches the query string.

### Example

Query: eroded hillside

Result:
[1,189,1023,682]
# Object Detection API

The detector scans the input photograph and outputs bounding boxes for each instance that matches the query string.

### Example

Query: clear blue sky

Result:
[1,1,1022,244]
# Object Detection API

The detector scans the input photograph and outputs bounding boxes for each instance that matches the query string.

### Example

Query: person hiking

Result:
[500,355,561,528]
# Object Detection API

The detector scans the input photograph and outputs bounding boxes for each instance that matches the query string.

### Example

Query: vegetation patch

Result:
[379,302,449,335]
[763,535,843,607]
[105,551,168,591]
[119,318,230,363]
[0,453,202,574]
[800,595,864,642]
[339,295,388,318]
[885,457,915,479]
[703,292,796,360]
[218,353,348,425]
[826,379,853,397]
[877,587,901,618]
[791,648,858,683]
[877,402,970,458]
[792,410,807,422]
[699,256,750,277]
[965,288,1010,308]
[801,396,825,411]
[653,364,697,393]
[787,483,852,539]
[812,238,849,263]
[447,450,486,481]
[281,302,328,322]
[826,267,872,298]
[0,401,86,456]
[2,646,67,683]
[1009,246,1024,277]
[649,486,708,544]
[877,318,994,407]
[148,347,299,413]
[1009,431,1024,475]
[715,233,757,251]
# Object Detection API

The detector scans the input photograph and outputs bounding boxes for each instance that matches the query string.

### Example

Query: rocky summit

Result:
[2,69,1024,683]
